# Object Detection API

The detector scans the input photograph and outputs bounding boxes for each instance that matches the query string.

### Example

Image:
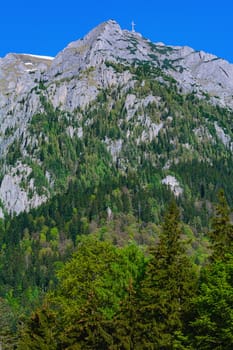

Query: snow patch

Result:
[22,54,54,60]
[25,69,37,72]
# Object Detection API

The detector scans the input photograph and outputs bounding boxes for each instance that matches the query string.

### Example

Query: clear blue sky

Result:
[1,0,233,62]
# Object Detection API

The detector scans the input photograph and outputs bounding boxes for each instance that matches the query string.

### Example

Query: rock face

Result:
[0,162,48,215]
[161,176,183,197]
[0,53,52,157]
[0,19,233,215]
[168,47,233,107]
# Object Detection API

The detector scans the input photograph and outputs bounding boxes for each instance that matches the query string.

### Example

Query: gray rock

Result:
[0,162,48,215]
[161,175,183,197]
[1,19,233,215]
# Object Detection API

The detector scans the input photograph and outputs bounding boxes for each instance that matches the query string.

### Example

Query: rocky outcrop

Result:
[0,54,53,156]
[169,47,233,107]
[161,176,183,197]
[0,19,233,215]
[0,162,48,215]
[1,20,233,129]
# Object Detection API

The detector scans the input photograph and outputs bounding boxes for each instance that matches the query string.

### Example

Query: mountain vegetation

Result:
[0,20,233,348]
[0,196,232,349]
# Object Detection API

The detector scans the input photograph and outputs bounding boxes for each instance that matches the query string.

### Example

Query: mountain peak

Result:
[50,19,149,78]
[100,19,121,28]
[86,19,122,34]
[67,19,122,51]
[1,20,233,217]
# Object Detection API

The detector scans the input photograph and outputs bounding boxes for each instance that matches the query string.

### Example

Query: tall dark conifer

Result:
[210,189,233,261]
[191,257,233,350]
[139,201,197,349]
[111,279,146,350]
[191,190,233,349]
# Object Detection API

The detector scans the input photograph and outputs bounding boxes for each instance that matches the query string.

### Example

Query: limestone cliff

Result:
[0,20,233,215]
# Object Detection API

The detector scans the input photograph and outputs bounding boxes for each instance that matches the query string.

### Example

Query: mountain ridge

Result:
[0,19,233,218]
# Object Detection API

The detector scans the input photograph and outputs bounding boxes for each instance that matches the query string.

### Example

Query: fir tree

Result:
[191,257,233,349]
[209,189,233,261]
[139,201,197,349]
[18,305,58,350]
[0,298,18,350]
[58,290,113,350]
[190,190,233,349]
[111,279,146,350]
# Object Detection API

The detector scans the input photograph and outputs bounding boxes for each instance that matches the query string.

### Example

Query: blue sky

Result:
[1,0,233,62]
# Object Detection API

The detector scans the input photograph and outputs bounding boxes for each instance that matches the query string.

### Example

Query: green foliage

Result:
[18,305,58,349]
[209,189,233,260]
[111,279,145,350]
[0,298,18,349]
[191,257,233,349]
[138,201,198,349]
[53,237,145,319]
[5,60,233,231]
[2,58,233,348]
[13,199,233,349]
[6,139,22,165]
[19,237,146,349]
[189,195,233,349]
[29,162,49,194]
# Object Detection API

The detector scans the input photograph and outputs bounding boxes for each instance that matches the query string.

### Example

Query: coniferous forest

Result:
[0,190,233,349]
[1,38,233,348]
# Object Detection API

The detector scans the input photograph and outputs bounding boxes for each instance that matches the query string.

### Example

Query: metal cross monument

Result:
[131,21,136,32]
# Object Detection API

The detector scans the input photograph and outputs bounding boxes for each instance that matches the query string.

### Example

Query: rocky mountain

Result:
[0,19,233,220]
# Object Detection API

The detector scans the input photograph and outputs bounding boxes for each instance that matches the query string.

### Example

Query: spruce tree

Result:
[18,305,58,350]
[191,257,233,349]
[111,279,146,350]
[58,290,113,350]
[0,298,18,350]
[191,190,233,349]
[209,189,233,261]
[139,201,197,349]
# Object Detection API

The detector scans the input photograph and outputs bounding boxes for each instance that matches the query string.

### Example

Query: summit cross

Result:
[131,21,136,32]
